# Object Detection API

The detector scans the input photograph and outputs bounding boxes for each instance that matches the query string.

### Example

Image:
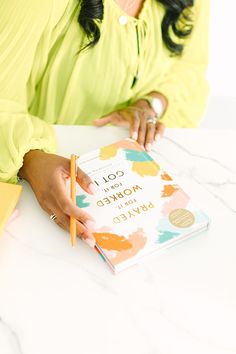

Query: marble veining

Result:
[0,316,23,354]
[151,134,236,213]
[164,136,236,173]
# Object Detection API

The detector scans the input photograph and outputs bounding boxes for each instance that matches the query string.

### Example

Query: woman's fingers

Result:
[76,166,96,195]
[52,167,96,225]
[145,120,156,151]
[43,196,96,247]
[52,174,95,224]
[93,115,113,126]
[94,111,130,128]
[76,220,96,247]
[138,120,166,151]
[154,122,166,142]
[129,110,140,140]
[57,192,95,226]
[93,104,166,151]
[54,209,96,247]
[137,115,147,147]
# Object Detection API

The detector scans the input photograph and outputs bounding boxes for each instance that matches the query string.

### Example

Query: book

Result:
[0,182,22,234]
[72,138,209,273]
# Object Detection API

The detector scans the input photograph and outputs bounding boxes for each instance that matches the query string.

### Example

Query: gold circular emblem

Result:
[168,208,195,228]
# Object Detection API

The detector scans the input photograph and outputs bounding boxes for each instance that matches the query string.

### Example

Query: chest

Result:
[115,0,145,18]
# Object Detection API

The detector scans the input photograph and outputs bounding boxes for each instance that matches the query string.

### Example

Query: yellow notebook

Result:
[0,182,22,233]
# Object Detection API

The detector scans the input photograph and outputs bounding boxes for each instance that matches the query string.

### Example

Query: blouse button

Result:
[119,15,128,25]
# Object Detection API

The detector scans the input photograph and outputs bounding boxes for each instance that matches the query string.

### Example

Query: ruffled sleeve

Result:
[0,0,57,183]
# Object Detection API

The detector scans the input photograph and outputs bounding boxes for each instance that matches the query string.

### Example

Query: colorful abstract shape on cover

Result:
[93,232,132,251]
[76,194,90,208]
[161,184,179,197]
[94,229,147,265]
[99,140,160,177]
[161,172,173,181]
[158,230,181,244]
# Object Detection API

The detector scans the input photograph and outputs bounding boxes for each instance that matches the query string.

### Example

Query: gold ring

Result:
[50,214,57,221]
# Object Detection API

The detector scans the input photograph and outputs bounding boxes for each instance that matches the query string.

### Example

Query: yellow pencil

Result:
[70,154,77,248]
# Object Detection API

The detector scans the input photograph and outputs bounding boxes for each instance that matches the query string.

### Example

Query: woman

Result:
[0,0,209,247]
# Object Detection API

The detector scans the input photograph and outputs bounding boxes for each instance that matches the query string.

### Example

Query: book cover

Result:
[72,139,209,273]
[0,182,22,234]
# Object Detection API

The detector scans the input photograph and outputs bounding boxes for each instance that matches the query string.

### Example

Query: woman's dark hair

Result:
[78,0,194,55]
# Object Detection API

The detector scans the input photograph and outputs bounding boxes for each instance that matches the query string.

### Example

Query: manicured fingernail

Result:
[84,238,96,248]
[146,143,152,151]
[131,132,138,140]
[155,134,161,142]
[86,219,96,230]
[88,183,97,194]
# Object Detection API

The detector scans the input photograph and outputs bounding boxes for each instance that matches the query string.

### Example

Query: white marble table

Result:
[200,96,236,129]
[0,125,236,354]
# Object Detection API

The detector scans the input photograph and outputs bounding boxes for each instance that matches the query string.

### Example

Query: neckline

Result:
[109,0,149,22]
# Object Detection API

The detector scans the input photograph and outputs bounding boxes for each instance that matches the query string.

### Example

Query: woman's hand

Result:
[18,150,96,248]
[93,99,166,151]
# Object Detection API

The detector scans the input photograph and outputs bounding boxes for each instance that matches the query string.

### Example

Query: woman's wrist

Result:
[18,150,43,181]
[150,91,168,112]
[139,91,168,118]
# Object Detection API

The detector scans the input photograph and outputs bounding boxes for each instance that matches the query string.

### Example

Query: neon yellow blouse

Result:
[0,0,209,183]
